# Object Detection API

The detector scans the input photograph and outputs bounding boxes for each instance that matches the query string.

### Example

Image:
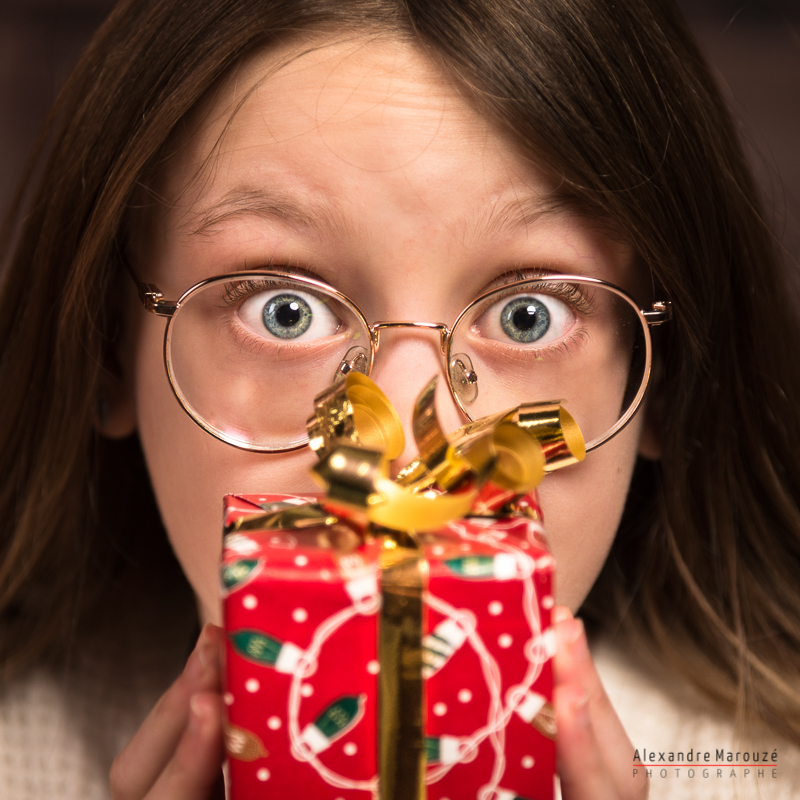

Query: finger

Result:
[110,624,223,800]
[145,691,225,800]
[554,608,648,799]
[556,683,619,800]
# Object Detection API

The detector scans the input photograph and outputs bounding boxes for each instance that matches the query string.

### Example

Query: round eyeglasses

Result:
[130,270,671,454]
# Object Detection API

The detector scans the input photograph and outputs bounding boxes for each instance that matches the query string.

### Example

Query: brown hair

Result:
[2,0,799,742]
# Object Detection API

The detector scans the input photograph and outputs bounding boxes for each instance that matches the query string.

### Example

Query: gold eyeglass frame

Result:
[130,270,672,455]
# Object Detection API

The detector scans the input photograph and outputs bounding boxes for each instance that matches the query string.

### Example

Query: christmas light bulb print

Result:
[424,735,467,765]
[443,553,522,580]
[225,724,268,761]
[335,552,379,605]
[300,694,367,754]
[421,617,469,677]
[228,629,303,674]
[515,690,557,739]
[221,558,262,591]
[495,791,534,800]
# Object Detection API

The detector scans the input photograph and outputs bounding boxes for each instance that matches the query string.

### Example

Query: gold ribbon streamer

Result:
[226,503,336,535]
[379,536,426,800]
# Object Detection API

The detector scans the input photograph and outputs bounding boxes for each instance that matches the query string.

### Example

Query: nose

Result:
[367,325,465,472]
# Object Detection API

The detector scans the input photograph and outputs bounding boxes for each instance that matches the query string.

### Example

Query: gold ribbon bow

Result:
[303,372,584,532]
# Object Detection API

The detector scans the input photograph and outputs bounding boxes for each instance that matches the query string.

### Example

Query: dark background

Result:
[1,0,798,276]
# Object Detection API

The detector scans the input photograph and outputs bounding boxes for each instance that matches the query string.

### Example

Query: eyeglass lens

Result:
[166,275,372,450]
[165,274,648,451]
[447,279,647,450]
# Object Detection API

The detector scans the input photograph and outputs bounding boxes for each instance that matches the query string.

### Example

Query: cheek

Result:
[132,315,319,624]
[537,417,644,611]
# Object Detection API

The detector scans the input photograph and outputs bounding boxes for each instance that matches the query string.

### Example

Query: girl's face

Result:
[125,36,654,624]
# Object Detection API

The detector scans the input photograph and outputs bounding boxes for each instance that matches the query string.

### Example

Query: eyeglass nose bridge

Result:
[370,321,451,354]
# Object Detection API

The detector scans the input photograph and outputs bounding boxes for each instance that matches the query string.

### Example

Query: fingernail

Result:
[189,694,208,730]
[197,624,221,672]
[199,641,220,673]
[573,690,589,726]
[198,627,209,669]
[553,606,573,623]
[184,647,204,683]
[567,618,588,660]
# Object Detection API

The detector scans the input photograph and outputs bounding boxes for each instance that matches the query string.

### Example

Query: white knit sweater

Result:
[1,630,798,799]
[593,639,800,799]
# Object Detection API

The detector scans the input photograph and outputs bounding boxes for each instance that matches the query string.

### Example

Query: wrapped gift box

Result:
[222,492,556,800]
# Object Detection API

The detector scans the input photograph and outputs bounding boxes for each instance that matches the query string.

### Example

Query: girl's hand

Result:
[110,624,226,800]
[554,607,649,800]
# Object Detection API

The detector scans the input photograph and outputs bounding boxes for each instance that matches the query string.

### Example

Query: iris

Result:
[499,297,550,343]
[263,293,313,339]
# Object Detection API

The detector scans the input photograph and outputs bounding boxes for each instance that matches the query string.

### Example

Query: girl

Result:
[1,1,799,799]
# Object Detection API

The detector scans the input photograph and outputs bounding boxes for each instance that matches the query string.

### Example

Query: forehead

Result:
[159,35,554,224]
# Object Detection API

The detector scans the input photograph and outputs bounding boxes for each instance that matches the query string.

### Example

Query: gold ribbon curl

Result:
[308,372,405,461]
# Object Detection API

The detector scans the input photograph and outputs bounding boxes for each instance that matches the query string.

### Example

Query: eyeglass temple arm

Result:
[642,300,672,326]
[121,257,178,318]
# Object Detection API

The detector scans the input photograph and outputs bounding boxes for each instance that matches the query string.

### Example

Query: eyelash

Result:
[220,263,324,307]
[486,268,596,317]
[224,279,287,306]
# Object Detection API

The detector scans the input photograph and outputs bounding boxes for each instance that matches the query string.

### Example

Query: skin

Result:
[109,35,650,800]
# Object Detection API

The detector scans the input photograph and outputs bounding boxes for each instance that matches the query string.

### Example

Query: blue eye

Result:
[474,290,576,347]
[262,293,313,339]
[237,287,340,342]
[500,297,550,343]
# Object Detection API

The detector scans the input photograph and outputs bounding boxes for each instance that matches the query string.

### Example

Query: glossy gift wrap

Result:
[222,492,557,800]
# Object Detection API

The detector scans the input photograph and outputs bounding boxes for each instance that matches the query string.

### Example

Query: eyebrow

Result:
[472,191,585,240]
[187,187,353,238]
[186,184,590,242]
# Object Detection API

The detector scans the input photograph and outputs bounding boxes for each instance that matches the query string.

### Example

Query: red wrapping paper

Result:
[222,493,556,800]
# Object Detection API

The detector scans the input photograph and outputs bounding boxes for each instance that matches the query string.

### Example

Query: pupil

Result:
[276,302,301,328]
[500,296,550,343]
[512,305,538,331]
[263,293,313,339]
